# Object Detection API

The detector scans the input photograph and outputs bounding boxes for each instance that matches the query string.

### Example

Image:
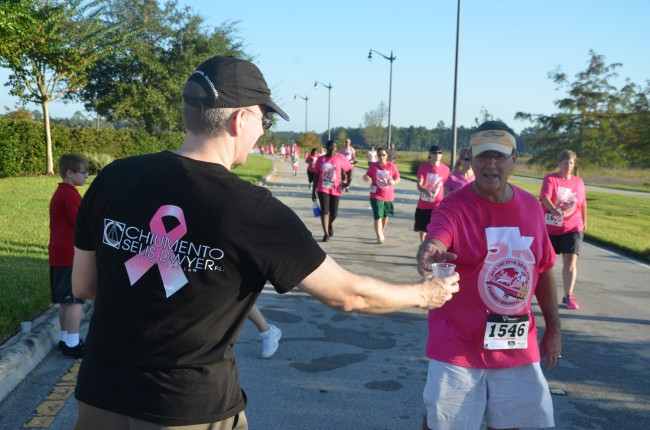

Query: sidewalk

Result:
[0,303,92,403]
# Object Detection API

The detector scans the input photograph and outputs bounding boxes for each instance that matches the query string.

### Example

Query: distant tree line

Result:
[1,0,648,173]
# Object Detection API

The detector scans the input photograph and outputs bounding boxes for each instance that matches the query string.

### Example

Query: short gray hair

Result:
[182,80,237,136]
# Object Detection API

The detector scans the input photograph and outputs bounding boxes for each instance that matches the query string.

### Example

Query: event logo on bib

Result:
[478,227,535,314]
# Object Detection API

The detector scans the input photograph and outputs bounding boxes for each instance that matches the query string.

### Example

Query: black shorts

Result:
[317,192,340,218]
[549,232,584,255]
[307,170,316,183]
[50,266,84,304]
[414,208,433,232]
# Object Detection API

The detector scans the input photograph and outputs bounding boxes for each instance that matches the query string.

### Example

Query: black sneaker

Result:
[58,341,65,350]
[62,339,86,358]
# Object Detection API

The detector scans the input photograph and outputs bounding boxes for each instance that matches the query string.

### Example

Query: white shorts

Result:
[423,359,554,430]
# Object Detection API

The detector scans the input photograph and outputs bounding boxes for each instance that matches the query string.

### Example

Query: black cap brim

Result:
[264,100,289,121]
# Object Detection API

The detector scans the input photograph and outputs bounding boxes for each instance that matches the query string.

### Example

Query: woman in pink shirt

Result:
[540,149,587,310]
[444,146,474,195]
[362,148,400,244]
[414,145,450,242]
[305,148,321,191]
[312,140,353,242]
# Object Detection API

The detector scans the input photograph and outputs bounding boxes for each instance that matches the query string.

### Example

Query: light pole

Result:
[368,49,396,147]
[450,0,461,169]
[314,81,332,140]
[294,94,309,134]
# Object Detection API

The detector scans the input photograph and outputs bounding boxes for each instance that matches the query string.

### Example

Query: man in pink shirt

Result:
[414,145,451,242]
[417,121,562,430]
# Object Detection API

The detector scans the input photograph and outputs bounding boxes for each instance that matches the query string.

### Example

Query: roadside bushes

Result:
[0,118,183,177]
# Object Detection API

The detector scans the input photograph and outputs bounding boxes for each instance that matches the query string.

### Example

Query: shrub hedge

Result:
[0,118,184,177]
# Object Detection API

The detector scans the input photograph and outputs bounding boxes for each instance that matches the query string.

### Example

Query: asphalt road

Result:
[1,158,648,429]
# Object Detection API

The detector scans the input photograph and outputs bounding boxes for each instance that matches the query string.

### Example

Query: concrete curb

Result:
[0,303,92,403]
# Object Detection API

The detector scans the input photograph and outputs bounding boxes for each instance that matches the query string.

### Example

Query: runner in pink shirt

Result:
[312,140,353,242]
[305,147,321,191]
[362,148,400,244]
[414,145,451,242]
[540,149,587,310]
[444,146,474,195]
[416,121,561,430]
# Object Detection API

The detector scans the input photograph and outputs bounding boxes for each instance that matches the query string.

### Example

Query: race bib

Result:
[545,213,563,226]
[421,192,435,202]
[322,179,333,189]
[370,185,377,193]
[484,313,529,350]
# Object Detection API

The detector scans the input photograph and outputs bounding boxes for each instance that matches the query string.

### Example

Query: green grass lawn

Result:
[0,154,272,344]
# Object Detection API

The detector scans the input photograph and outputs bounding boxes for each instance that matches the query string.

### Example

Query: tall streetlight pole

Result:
[368,49,396,147]
[294,94,309,134]
[450,0,462,169]
[314,81,333,140]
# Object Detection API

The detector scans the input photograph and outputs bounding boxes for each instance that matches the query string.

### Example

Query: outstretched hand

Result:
[417,239,457,277]
[420,272,460,309]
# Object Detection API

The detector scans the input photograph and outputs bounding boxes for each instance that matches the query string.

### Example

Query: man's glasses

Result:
[461,158,470,161]
[74,170,89,176]
[379,153,388,157]
[244,109,274,129]
[475,153,512,164]
[430,151,443,155]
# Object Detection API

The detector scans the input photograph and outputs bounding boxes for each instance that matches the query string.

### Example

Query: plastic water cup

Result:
[21,321,32,334]
[431,263,456,278]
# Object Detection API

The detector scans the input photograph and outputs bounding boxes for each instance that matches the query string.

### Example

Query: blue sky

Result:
[1,0,648,134]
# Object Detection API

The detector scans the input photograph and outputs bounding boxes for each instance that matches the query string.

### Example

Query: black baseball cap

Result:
[183,56,289,121]
[429,145,442,153]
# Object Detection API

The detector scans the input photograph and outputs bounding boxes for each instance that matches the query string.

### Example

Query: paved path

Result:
[1,157,649,429]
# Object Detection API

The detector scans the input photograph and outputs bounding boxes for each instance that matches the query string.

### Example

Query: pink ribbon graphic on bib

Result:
[124,205,188,298]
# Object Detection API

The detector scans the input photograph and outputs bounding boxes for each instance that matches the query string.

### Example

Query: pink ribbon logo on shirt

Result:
[124,205,188,298]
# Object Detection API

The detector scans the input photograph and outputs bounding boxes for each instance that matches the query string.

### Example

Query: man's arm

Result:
[534,268,562,368]
[298,256,459,314]
[343,168,353,187]
[72,247,97,300]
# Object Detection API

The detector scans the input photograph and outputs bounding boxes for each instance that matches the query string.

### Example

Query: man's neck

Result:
[175,132,235,170]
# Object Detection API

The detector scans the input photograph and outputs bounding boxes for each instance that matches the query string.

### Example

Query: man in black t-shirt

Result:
[71,56,459,430]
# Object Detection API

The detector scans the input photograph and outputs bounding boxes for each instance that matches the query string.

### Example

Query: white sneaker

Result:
[260,324,282,358]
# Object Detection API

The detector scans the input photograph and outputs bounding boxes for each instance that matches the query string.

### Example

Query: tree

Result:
[0,0,129,174]
[362,101,387,148]
[515,51,644,168]
[473,106,496,126]
[295,132,322,150]
[76,0,245,134]
[3,106,32,121]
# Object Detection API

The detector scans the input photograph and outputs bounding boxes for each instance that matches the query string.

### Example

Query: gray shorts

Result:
[423,359,554,430]
[549,231,584,255]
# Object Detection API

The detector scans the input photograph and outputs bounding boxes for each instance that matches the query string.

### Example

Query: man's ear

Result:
[229,109,243,136]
